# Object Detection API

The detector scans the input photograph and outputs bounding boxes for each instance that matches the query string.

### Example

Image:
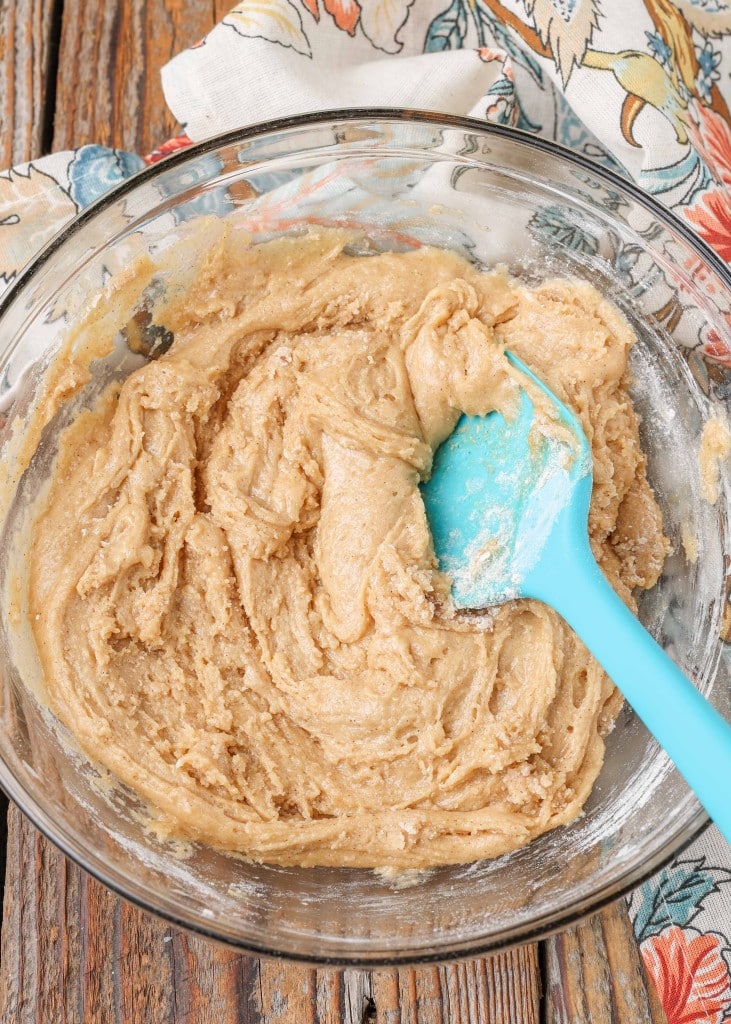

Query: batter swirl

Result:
[30,232,668,867]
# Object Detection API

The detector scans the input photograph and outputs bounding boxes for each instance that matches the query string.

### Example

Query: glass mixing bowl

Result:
[0,111,729,965]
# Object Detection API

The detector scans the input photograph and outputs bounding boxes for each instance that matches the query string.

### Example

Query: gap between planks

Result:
[0,0,60,166]
[1,807,670,1024]
[0,808,543,1023]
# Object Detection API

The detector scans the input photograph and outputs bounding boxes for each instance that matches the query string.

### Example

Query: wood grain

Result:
[0,0,58,166]
[545,901,669,1024]
[0,806,663,1024]
[370,950,541,1023]
[0,807,543,1024]
[51,0,220,156]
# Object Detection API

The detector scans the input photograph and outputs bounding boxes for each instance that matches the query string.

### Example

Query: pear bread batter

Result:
[29,232,668,867]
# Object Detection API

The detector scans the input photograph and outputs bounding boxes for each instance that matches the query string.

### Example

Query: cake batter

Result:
[29,232,668,867]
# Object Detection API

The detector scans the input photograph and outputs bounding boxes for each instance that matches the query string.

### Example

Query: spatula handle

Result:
[542,542,731,846]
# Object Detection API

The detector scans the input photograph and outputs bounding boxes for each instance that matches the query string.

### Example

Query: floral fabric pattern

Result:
[1,2,731,1019]
[642,927,731,1024]
[629,844,731,1021]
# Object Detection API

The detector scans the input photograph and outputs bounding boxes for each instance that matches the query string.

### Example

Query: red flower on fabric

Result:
[700,322,731,367]
[641,926,731,1024]
[144,134,194,165]
[300,0,360,35]
[687,102,731,187]
[684,188,731,262]
[478,46,511,72]
[298,0,413,51]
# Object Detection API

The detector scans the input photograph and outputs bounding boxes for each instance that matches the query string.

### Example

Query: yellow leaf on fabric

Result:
[644,0,697,94]
[582,48,689,144]
[226,0,312,57]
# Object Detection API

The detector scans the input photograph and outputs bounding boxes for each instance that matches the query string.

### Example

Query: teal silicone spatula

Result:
[421,352,731,842]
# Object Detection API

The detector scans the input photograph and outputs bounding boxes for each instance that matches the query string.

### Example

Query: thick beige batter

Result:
[29,231,668,867]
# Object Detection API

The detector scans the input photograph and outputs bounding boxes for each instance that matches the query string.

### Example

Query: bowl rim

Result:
[4,108,731,322]
[0,108,725,965]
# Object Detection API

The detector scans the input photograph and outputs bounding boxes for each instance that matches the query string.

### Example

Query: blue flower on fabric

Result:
[698,40,721,78]
[154,153,233,223]
[645,31,671,68]
[68,146,146,208]
[697,40,722,102]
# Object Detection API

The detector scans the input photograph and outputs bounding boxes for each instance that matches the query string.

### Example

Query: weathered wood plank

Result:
[368,947,541,1024]
[0,805,544,1023]
[0,809,177,1023]
[51,0,216,155]
[544,900,669,1024]
[215,0,236,20]
[0,0,58,166]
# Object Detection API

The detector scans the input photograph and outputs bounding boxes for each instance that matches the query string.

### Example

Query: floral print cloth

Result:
[2,1,731,1018]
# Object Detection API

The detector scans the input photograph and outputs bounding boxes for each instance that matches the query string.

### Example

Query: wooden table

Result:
[0,2,670,1021]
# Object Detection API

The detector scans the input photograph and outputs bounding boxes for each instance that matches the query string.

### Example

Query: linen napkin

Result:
[2,2,731,1015]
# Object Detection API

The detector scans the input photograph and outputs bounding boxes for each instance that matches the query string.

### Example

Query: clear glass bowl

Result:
[0,111,729,964]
